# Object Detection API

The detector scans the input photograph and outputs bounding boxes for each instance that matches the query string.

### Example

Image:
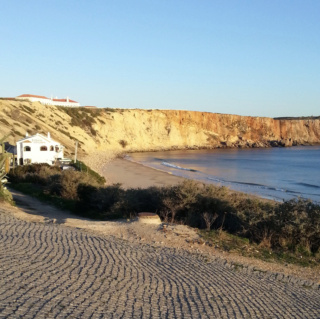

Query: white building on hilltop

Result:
[16,94,80,107]
[16,132,64,166]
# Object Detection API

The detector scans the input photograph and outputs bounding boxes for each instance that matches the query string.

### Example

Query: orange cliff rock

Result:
[0,99,319,157]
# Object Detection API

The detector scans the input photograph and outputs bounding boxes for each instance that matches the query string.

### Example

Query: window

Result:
[50,146,54,151]
[24,146,31,152]
[40,146,48,151]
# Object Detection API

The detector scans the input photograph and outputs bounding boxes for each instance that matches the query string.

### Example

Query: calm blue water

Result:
[128,146,320,202]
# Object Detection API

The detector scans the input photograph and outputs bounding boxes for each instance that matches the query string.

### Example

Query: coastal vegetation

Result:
[0,135,13,203]
[7,164,320,266]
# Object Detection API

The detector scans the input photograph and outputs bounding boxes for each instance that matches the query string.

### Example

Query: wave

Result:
[207,177,288,193]
[161,161,197,172]
[207,177,320,202]
[296,182,320,189]
[207,177,224,183]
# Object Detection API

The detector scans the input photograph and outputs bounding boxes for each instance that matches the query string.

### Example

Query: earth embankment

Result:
[1,99,319,159]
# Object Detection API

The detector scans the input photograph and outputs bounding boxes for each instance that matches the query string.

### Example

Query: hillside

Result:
[1,99,320,161]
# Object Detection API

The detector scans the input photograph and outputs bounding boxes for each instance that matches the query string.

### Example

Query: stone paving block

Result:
[0,211,319,318]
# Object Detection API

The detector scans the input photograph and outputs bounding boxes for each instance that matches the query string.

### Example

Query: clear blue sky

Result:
[1,0,319,117]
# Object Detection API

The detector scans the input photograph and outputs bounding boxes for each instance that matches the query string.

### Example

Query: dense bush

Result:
[76,184,124,219]
[9,164,61,185]
[8,164,320,255]
[71,161,106,185]
[247,199,320,254]
[8,163,103,200]
[75,180,320,254]
[48,170,100,200]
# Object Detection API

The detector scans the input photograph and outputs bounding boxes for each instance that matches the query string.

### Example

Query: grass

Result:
[11,129,21,136]
[119,140,128,148]
[58,107,99,137]
[20,104,36,114]
[71,160,106,184]
[58,128,74,139]
[0,118,10,126]
[200,229,320,267]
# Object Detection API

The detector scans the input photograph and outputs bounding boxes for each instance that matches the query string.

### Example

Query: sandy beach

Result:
[89,155,272,204]
[100,157,185,188]
[84,153,275,206]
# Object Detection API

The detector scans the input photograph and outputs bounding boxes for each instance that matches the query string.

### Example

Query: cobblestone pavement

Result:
[0,211,319,319]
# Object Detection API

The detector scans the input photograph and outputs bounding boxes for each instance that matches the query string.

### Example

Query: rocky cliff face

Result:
[0,99,319,157]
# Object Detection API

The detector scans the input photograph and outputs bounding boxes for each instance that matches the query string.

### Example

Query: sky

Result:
[0,0,319,117]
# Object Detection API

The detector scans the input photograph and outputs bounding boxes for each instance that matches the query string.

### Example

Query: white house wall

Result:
[16,134,64,166]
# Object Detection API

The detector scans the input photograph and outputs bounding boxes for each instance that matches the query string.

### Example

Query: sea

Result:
[127,146,320,203]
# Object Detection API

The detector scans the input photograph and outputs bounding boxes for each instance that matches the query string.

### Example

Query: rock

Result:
[279,139,292,147]
[270,140,279,147]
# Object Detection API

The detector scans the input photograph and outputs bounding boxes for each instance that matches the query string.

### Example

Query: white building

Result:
[16,94,80,107]
[16,132,64,166]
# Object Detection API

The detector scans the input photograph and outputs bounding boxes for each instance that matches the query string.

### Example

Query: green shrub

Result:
[0,119,10,126]
[9,164,60,184]
[76,183,124,219]
[11,129,21,136]
[0,137,13,203]
[49,170,99,200]
[115,186,164,217]
[7,162,320,257]
[60,107,97,136]
[119,140,128,148]
[21,105,35,114]
[244,198,320,254]
[71,160,106,185]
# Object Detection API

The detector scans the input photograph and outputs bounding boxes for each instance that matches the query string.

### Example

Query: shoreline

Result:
[95,155,276,203]
[84,147,319,203]
[121,148,320,203]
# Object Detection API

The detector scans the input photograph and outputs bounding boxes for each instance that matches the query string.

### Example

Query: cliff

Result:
[0,99,319,158]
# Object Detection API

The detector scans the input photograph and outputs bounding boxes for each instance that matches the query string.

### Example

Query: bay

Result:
[128,146,320,202]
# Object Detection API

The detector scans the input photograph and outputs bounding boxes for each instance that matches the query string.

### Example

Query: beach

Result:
[100,157,185,188]
[84,153,273,204]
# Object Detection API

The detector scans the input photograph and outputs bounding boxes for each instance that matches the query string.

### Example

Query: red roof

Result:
[53,98,78,103]
[84,105,97,108]
[18,94,49,99]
